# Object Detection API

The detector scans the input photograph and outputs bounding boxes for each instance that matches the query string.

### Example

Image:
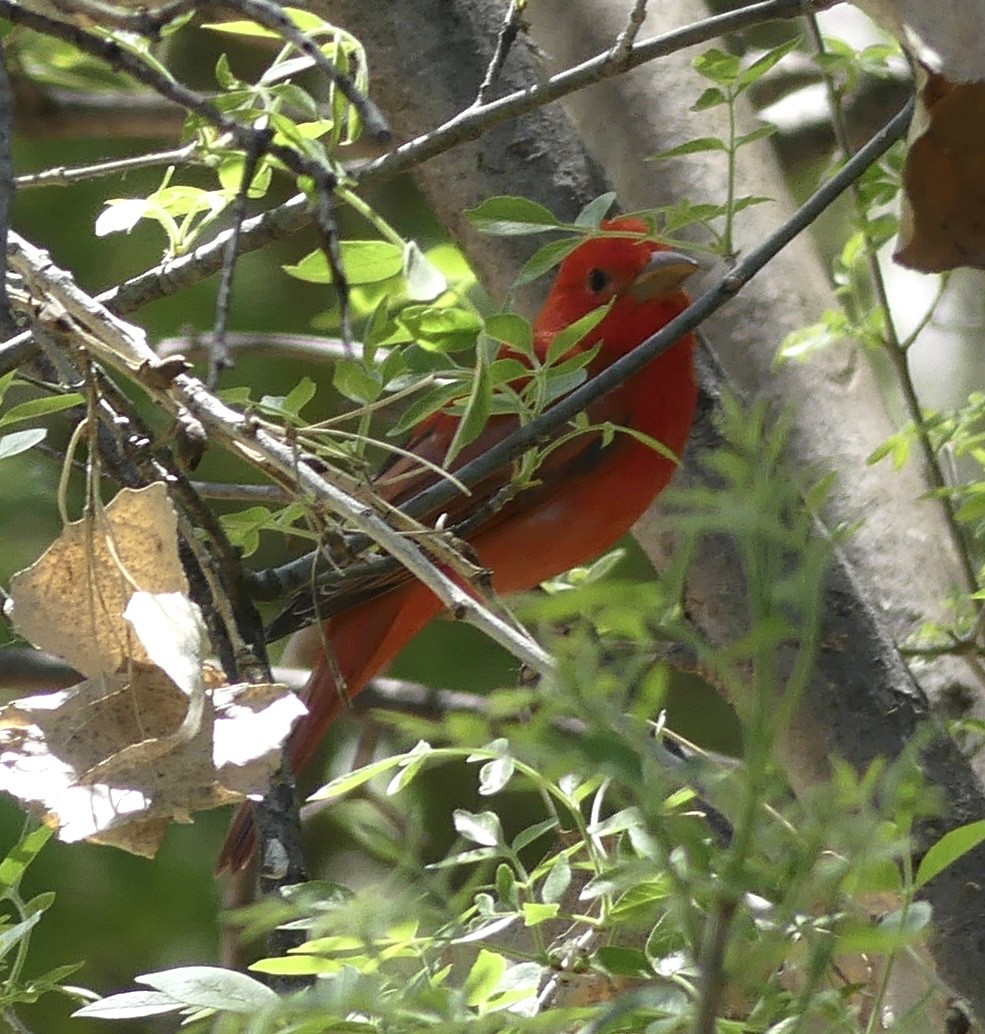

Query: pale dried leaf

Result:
[9,484,187,675]
[123,591,205,698]
[0,670,305,857]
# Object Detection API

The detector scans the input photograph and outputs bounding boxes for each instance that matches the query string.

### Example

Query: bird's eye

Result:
[586,267,611,294]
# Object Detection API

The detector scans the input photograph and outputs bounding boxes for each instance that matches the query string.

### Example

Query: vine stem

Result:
[805,14,979,601]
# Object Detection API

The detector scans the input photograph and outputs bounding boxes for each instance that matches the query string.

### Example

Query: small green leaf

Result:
[478,756,515,796]
[575,192,617,228]
[514,237,583,287]
[73,992,184,1020]
[735,36,802,92]
[650,137,728,161]
[596,945,650,977]
[284,241,404,285]
[495,864,517,907]
[250,955,344,976]
[484,313,533,355]
[464,949,507,1007]
[138,967,278,1013]
[511,817,559,853]
[387,380,466,438]
[736,123,779,148]
[454,809,505,848]
[837,901,932,953]
[467,196,561,236]
[0,913,41,962]
[692,86,728,110]
[546,300,613,366]
[916,819,985,889]
[0,428,46,460]
[0,826,52,893]
[521,902,559,926]
[540,855,571,904]
[399,305,483,352]
[333,359,382,404]
[693,48,741,86]
[309,746,431,801]
[446,355,491,460]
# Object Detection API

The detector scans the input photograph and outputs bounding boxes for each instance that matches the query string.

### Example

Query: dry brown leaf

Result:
[895,74,985,270]
[0,669,305,856]
[9,483,187,675]
[855,0,985,271]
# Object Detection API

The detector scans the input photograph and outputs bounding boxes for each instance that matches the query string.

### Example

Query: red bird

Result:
[218,217,699,872]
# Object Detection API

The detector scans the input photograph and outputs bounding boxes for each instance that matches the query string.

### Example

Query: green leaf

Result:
[0,428,46,460]
[137,966,278,1013]
[575,192,617,228]
[837,901,932,953]
[514,237,583,287]
[467,195,561,236]
[399,305,483,353]
[540,855,571,904]
[511,817,558,853]
[0,369,17,406]
[464,949,507,1007]
[478,756,515,796]
[219,506,271,558]
[495,864,517,908]
[915,819,985,889]
[250,955,343,976]
[0,825,52,892]
[202,8,328,37]
[0,392,84,430]
[309,746,432,801]
[454,809,505,848]
[333,359,382,404]
[735,35,802,92]
[403,241,448,302]
[737,123,779,147]
[446,354,491,460]
[484,313,533,356]
[73,991,184,1020]
[546,299,613,366]
[284,241,404,285]
[650,137,728,161]
[386,380,466,439]
[692,86,728,110]
[0,913,42,962]
[596,945,650,977]
[521,902,559,926]
[693,48,741,86]
[260,376,317,418]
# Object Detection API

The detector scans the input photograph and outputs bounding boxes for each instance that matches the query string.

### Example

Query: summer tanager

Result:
[217,217,699,872]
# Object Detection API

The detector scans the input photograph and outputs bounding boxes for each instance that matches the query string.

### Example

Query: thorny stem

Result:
[806,15,979,601]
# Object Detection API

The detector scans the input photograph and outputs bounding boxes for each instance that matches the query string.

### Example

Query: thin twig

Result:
[15,143,201,188]
[475,1,526,106]
[608,0,651,69]
[209,136,268,388]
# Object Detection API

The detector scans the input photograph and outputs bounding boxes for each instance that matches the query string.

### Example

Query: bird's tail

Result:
[216,581,443,873]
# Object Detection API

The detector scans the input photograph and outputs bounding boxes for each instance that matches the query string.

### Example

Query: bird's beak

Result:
[629,250,700,301]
